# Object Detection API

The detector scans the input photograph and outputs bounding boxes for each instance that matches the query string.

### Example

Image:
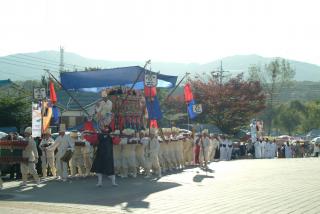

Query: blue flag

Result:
[52,106,60,124]
[187,99,198,119]
[146,96,163,120]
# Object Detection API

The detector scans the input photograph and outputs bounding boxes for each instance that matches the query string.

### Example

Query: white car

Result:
[51,132,71,140]
[0,131,8,139]
[311,137,320,144]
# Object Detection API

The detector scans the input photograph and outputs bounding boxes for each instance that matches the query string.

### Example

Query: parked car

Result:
[0,131,8,139]
[51,132,70,140]
[306,129,320,141]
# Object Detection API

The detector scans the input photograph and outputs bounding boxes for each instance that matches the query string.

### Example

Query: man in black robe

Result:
[91,125,117,187]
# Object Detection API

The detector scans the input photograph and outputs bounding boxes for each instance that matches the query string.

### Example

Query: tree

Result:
[189,73,266,134]
[249,58,295,135]
[274,103,302,135]
[300,101,320,133]
[0,96,31,131]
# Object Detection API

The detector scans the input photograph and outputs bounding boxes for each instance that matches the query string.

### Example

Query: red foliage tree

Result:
[190,73,266,134]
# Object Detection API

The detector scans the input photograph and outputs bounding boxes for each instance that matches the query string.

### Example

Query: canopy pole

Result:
[120,60,151,108]
[164,72,189,101]
[45,69,90,117]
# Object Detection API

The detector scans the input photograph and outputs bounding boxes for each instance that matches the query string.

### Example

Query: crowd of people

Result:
[1,124,319,189]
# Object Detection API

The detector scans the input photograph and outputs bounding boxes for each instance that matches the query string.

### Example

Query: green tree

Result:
[274,104,301,135]
[300,101,320,132]
[249,58,295,135]
[0,96,31,131]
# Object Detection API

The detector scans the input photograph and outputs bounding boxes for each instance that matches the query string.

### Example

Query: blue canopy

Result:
[60,66,178,91]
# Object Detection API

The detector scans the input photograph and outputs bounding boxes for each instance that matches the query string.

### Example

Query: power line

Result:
[8,55,64,68]
[13,52,86,70]
[0,57,59,71]
[0,58,60,74]
[0,60,60,76]
[0,69,38,79]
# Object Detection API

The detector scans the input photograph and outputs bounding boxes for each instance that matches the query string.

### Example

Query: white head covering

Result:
[24,127,32,134]
[70,131,78,138]
[59,124,66,132]
[44,128,51,135]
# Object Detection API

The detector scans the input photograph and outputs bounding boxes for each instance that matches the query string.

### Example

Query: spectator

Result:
[313,144,319,157]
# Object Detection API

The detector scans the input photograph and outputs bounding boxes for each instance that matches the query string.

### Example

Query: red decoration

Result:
[112,136,121,145]
[144,86,156,97]
[150,119,158,128]
[82,121,98,145]
[184,83,193,103]
[49,81,57,104]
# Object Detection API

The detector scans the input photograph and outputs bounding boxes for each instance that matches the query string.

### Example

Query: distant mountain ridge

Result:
[0,51,320,82]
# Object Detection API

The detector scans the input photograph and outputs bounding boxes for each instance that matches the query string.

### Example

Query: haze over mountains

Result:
[0,51,320,82]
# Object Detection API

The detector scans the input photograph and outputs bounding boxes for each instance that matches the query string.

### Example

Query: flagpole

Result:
[187,104,190,131]
[164,72,189,101]
[45,69,91,117]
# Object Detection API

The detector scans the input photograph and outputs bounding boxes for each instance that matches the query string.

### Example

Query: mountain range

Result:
[0,51,320,82]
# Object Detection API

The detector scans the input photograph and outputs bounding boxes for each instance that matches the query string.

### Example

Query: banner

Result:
[150,120,158,128]
[187,100,198,119]
[184,83,194,103]
[146,96,163,120]
[49,81,57,104]
[32,102,42,137]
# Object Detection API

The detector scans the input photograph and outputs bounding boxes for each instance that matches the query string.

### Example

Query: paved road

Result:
[1,158,320,214]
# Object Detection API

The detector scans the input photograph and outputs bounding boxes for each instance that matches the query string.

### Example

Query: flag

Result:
[52,106,59,124]
[184,83,193,103]
[49,81,57,104]
[150,120,158,128]
[146,96,163,120]
[144,86,157,97]
[187,99,198,119]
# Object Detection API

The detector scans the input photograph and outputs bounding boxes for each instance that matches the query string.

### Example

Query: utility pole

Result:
[211,61,229,86]
[59,46,65,73]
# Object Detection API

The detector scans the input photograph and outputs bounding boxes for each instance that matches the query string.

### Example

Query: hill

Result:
[0,51,320,82]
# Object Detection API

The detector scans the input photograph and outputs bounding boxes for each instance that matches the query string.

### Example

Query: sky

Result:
[0,0,319,65]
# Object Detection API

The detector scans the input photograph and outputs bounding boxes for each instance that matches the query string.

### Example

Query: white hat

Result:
[122,128,135,136]
[172,127,179,134]
[70,131,78,138]
[59,124,66,132]
[112,130,120,135]
[202,129,209,134]
[44,128,51,135]
[101,89,108,98]
[150,128,158,135]
[24,127,32,134]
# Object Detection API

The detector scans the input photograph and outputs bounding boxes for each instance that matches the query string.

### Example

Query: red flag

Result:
[150,120,158,128]
[144,86,157,97]
[184,83,193,103]
[49,81,57,104]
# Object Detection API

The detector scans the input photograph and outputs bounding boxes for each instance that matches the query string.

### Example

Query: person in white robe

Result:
[254,140,261,159]
[144,128,161,178]
[49,124,74,181]
[20,127,40,186]
[226,138,233,161]
[39,128,56,177]
[285,142,292,158]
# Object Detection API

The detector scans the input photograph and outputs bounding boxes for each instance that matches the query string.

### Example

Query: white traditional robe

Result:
[50,134,74,180]
[226,140,233,161]
[285,145,292,158]
[254,142,261,158]
[219,139,228,161]
[21,136,40,183]
[39,137,56,177]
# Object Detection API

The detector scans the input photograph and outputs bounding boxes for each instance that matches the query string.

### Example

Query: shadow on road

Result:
[192,174,214,183]
[0,175,181,210]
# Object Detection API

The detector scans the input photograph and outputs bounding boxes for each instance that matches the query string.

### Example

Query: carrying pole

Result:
[45,69,90,117]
